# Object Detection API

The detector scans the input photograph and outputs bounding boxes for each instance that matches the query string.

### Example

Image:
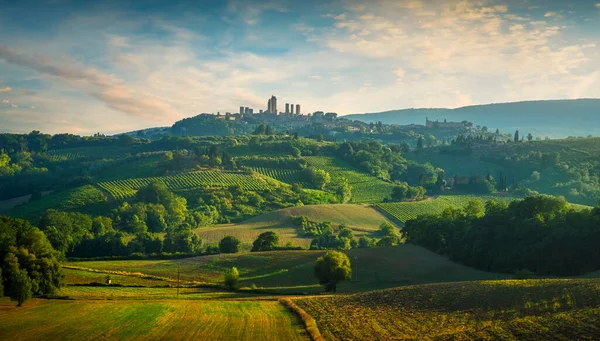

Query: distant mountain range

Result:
[344,99,600,138]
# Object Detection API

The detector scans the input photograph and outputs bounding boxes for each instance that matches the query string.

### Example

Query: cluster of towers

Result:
[238,95,301,116]
[239,106,254,115]
[267,95,301,115]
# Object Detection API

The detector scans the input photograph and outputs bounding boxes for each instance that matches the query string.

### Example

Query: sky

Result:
[0,0,599,135]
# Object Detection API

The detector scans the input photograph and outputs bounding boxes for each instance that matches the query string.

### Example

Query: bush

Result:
[224,267,239,289]
[251,231,279,252]
[219,236,242,254]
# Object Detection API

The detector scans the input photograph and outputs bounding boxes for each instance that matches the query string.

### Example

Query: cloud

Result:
[0,86,12,92]
[596,3,600,9]
[394,68,406,79]
[2,99,9,104]
[544,11,556,17]
[0,45,182,123]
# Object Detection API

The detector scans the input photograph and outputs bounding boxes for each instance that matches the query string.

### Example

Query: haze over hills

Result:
[345,99,600,139]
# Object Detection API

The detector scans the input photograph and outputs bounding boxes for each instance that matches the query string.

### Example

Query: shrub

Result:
[219,236,242,254]
[224,267,239,289]
[251,231,279,252]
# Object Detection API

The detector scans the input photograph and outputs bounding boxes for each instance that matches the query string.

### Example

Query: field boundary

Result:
[280,298,326,341]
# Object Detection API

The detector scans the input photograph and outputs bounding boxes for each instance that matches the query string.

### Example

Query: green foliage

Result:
[390,183,426,201]
[10,269,32,306]
[302,168,331,190]
[0,216,63,300]
[219,236,242,254]
[39,210,93,254]
[314,251,352,292]
[163,228,203,254]
[251,231,279,252]
[403,195,600,275]
[223,267,239,289]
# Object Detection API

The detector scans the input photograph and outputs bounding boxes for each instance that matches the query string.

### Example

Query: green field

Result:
[294,279,600,340]
[67,245,506,293]
[377,194,520,223]
[195,204,396,248]
[303,156,395,203]
[0,299,309,341]
[250,167,312,188]
[98,170,272,201]
[7,185,109,220]
[63,268,170,287]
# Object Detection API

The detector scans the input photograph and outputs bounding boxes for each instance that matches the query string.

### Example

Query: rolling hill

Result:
[293,278,600,340]
[67,245,507,293]
[345,99,600,138]
[194,204,397,248]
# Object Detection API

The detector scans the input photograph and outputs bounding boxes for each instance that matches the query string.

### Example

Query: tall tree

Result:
[514,130,519,142]
[417,136,424,149]
[314,251,352,292]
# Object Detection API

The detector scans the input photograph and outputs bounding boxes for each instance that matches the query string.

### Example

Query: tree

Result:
[163,228,203,254]
[136,181,174,206]
[527,133,533,142]
[417,136,424,149]
[314,251,352,292]
[10,269,32,306]
[251,231,279,252]
[1,217,63,298]
[219,236,242,254]
[223,267,239,290]
[514,130,519,142]
[391,184,408,201]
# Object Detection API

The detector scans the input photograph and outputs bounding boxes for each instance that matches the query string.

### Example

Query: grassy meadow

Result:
[0,298,309,341]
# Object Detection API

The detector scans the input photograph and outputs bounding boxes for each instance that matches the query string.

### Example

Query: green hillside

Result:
[303,156,395,203]
[7,185,109,221]
[377,194,520,224]
[194,204,396,248]
[98,170,273,201]
[67,245,506,293]
[294,278,600,340]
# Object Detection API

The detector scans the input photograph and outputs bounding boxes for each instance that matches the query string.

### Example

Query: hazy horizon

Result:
[1,0,600,134]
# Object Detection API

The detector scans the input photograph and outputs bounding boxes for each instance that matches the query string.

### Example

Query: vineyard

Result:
[97,170,272,200]
[377,194,520,223]
[303,156,395,203]
[250,167,312,188]
[293,279,600,340]
[7,185,109,219]
[46,146,131,162]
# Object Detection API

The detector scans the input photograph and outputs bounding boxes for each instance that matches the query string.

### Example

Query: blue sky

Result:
[1,0,599,134]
